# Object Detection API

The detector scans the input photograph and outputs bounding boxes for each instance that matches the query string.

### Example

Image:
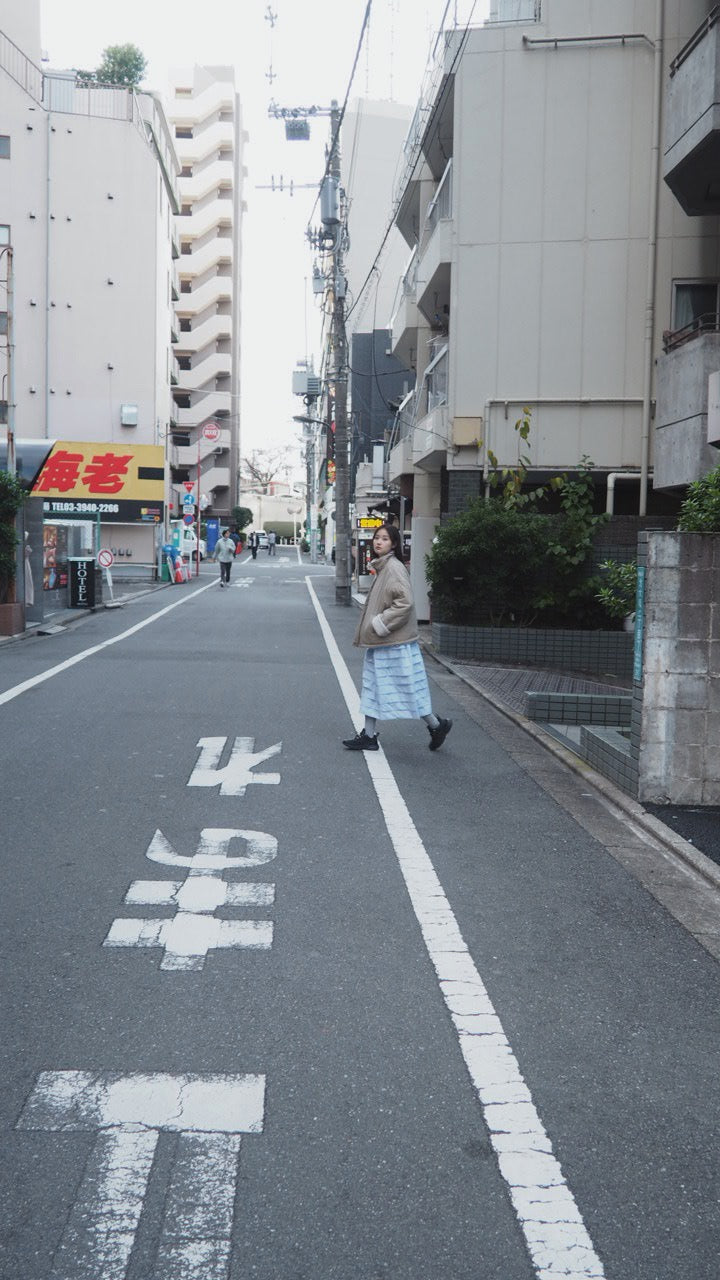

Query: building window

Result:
[0,312,7,336]
[181,166,193,178]
[0,225,9,245]
[673,281,720,331]
[0,136,10,159]
[175,127,193,139]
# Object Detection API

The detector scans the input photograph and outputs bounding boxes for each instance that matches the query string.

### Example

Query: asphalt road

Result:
[1,550,719,1280]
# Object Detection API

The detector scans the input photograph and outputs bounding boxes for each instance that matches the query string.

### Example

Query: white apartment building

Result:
[384,0,720,615]
[0,5,180,459]
[339,99,415,537]
[166,66,246,522]
[342,98,413,344]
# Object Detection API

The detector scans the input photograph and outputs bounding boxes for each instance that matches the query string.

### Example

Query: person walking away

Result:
[343,523,452,752]
[249,531,259,560]
[267,530,276,556]
[214,528,235,588]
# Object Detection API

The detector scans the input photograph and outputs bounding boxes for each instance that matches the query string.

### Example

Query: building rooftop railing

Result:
[0,29,43,100]
[662,312,720,352]
[0,28,150,148]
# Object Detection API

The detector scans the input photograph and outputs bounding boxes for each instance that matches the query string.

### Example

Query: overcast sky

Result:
[39,0,489,465]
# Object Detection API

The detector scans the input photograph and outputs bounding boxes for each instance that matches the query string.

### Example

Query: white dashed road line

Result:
[306,576,606,1280]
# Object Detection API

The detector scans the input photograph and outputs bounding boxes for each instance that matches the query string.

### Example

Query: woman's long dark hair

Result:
[374,522,405,563]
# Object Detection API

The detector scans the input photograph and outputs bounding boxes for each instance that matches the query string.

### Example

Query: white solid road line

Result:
[306,576,606,1280]
[0,581,215,708]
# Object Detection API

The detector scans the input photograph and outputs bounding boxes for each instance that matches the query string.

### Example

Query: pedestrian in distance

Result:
[343,522,452,753]
[267,530,277,556]
[249,530,259,560]
[213,528,236,588]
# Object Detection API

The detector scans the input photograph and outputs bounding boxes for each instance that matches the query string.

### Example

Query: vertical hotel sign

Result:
[32,442,165,523]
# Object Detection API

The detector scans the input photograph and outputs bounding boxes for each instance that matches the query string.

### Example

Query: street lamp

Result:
[286,497,303,548]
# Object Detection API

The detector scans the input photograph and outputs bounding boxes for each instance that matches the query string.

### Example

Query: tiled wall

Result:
[580,726,638,796]
[432,624,634,678]
[525,693,632,725]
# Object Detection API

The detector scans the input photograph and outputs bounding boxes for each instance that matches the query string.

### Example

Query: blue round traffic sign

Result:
[183,513,194,526]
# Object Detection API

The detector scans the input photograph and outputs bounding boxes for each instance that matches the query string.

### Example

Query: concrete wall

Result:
[638,530,720,804]
[655,333,720,488]
[1,0,41,62]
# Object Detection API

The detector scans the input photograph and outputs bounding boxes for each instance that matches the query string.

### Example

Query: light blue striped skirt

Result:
[360,642,432,719]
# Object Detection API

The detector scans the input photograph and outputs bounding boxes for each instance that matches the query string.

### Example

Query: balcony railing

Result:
[670,5,720,77]
[425,159,453,239]
[402,247,419,297]
[487,1,541,23]
[663,313,720,353]
[425,342,449,412]
[392,390,417,445]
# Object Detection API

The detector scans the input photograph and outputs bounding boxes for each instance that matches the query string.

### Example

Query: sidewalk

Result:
[424,645,720,880]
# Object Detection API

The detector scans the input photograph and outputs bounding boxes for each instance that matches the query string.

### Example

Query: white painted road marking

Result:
[104,828,276,970]
[235,577,254,587]
[17,1071,264,1280]
[0,580,215,708]
[188,736,282,795]
[306,577,606,1280]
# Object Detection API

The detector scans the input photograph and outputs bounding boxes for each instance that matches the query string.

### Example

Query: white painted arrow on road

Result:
[188,736,282,796]
[17,1071,265,1280]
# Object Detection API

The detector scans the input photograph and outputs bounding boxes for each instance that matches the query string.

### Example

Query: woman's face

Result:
[372,528,393,556]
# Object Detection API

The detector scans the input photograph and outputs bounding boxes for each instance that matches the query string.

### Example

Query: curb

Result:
[423,643,720,894]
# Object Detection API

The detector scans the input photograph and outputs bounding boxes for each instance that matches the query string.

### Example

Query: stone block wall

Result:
[637,531,720,804]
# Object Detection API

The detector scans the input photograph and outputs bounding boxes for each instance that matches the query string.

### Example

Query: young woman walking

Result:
[343,523,452,752]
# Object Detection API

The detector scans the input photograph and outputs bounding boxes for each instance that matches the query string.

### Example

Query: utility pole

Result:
[270,97,351,601]
[326,102,351,606]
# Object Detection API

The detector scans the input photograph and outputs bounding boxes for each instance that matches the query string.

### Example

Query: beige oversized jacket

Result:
[352,552,420,648]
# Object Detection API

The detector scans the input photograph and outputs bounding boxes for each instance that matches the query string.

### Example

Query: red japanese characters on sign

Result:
[35,449,133,496]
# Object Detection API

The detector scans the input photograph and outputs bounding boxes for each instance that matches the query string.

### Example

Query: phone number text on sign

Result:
[43,500,121,515]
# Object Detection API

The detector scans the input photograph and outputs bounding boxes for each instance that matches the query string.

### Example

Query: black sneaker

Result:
[343,730,379,751]
[428,718,452,751]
